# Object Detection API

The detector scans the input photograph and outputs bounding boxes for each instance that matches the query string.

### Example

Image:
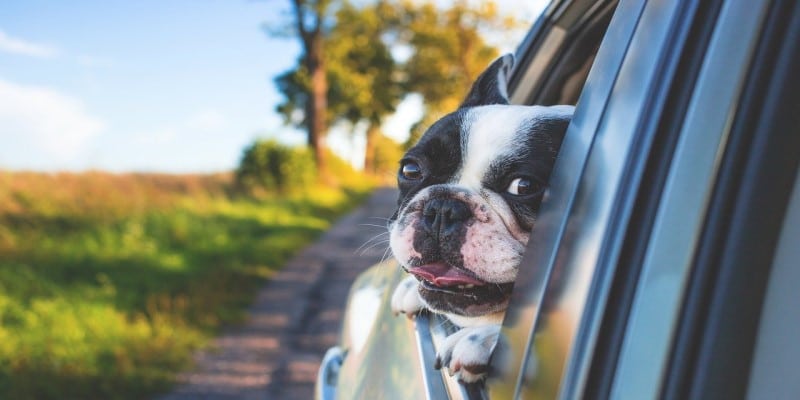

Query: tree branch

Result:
[292,0,311,49]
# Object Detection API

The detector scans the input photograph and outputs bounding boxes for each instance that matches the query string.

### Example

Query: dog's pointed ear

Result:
[460,53,514,108]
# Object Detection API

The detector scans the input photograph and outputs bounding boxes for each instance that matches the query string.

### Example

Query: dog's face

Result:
[389,54,573,319]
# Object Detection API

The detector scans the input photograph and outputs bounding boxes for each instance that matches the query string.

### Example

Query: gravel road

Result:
[161,187,399,399]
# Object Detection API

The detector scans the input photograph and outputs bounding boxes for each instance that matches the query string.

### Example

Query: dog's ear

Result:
[460,53,514,108]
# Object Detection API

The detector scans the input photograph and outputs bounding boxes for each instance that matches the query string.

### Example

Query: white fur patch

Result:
[436,324,501,383]
[456,105,560,189]
[391,275,425,315]
[389,218,422,265]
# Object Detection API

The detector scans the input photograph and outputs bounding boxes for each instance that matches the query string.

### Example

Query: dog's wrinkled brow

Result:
[455,105,554,190]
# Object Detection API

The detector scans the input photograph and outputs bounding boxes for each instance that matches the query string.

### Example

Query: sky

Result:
[0,0,547,173]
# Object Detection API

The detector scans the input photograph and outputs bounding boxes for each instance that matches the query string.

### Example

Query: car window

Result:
[413,0,621,397]
[747,172,800,399]
[510,0,617,106]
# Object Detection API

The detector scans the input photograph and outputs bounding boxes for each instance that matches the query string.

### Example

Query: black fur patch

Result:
[395,111,468,218]
[481,116,570,230]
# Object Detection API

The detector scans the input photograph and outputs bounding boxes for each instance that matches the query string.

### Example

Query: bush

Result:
[371,134,404,179]
[235,140,317,194]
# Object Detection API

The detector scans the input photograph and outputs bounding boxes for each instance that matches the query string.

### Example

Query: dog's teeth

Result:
[465,284,474,289]
[458,285,465,289]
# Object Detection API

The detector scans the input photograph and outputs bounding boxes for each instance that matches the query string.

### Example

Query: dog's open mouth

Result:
[408,262,514,316]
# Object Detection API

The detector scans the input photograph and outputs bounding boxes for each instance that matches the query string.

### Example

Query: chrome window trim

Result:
[429,314,489,400]
[609,0,771,397]
[413,312,450,400]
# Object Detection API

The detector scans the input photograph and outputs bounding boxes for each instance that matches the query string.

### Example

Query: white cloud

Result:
[0,79,104,165]
[0,29,58,58]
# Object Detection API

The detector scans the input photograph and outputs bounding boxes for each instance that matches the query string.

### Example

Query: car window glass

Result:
[745,166,800,398]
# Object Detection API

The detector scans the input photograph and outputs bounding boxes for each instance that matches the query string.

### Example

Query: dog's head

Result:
[389,54,573,321]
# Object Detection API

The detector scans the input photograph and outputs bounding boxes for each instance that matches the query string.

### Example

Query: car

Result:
[317,0,800,398]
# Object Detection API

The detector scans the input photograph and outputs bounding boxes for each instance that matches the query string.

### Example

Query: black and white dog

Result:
[389,54,573,383]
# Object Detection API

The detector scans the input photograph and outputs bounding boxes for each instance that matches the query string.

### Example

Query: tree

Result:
[397,0,510,147]
[276,1,404,175]
[273,0,514,170]
[277,0,334,179]
[326,1,403,173]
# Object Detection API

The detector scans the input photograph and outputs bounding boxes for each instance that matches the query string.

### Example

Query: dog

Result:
[389,53,573,383]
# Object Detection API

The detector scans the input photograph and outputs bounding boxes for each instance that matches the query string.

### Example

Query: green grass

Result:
[0,171,374,399]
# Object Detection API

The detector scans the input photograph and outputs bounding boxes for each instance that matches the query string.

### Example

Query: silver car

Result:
[318,0,800,398]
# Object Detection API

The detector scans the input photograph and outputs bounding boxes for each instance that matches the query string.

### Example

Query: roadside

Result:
[161,187,399,399]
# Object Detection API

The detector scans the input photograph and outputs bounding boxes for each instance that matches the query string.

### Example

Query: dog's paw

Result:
[435,325,500,383]
[391,275,425,317]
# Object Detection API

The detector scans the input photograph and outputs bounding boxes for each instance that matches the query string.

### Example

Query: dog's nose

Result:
[422,198,472,237]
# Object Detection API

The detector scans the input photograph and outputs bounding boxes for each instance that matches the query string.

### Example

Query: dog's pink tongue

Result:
[408,262,483,287]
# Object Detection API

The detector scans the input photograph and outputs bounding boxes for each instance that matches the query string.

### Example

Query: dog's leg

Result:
[435,324,500,383]
[391,275,425,317]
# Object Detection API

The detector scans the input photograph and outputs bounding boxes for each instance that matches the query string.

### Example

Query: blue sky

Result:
[0,0,545,173]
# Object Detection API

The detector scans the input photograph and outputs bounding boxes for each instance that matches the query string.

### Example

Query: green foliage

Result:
[0,172,372,399]
[399,0,505,117]
[272,0,514,167]
[326,1,402,126]
[371,132,405,178]
[235,139,317,194]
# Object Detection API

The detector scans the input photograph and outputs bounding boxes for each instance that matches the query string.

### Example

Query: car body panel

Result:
[332,260,427,400]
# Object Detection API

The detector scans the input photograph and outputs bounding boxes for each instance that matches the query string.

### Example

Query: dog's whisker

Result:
[379,245,393,264]
[354,234,384,253]
[358,223,391,229]
[367,217,394,229]
[357,239,391,256]
[354,233,390,254]
[357,239,390,256]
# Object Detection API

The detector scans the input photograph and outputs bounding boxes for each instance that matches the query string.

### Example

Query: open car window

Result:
[413,0,622,398]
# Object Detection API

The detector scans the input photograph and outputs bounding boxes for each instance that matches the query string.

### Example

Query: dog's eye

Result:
[507,177,535,195]
[400,162,423,180]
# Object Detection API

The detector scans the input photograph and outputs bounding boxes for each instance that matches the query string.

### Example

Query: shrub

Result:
[371,134,404,179]
[235,140,317,194]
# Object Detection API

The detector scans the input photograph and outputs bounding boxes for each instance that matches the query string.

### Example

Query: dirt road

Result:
[161,188,399,399]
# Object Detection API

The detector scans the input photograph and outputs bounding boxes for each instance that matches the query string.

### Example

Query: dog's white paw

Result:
[435,324,500,383]
[391,275,425,317]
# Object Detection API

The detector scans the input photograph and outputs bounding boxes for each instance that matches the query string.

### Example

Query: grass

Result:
[0,171,374,399]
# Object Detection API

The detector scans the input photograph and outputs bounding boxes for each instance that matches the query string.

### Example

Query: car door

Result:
[489,0,800,398]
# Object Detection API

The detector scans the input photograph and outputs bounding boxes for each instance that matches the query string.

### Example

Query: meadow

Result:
[0,171,373,399]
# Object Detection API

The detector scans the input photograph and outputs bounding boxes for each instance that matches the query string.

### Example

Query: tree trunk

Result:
[364,122,379,174]
[305,36,329,181]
